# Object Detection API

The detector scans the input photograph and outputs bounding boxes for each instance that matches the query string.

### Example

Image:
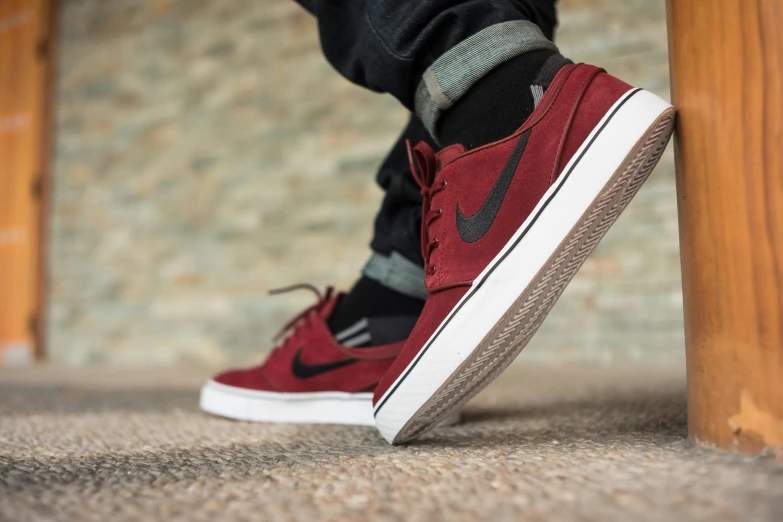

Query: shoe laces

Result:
[407,140,446,275]
[268,284,335,352]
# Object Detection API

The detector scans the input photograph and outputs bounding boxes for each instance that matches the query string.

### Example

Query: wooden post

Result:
[0,0,56,365]
[667,0,783,454]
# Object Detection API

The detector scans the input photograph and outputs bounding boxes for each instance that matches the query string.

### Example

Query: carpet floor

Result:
[0,364,781,521]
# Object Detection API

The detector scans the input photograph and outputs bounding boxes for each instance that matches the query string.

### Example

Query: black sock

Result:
[327,276,424,346]
[439,50,572,149]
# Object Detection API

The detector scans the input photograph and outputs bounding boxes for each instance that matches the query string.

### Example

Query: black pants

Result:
[295,0,559,268]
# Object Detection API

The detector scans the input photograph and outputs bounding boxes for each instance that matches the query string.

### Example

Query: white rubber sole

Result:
[200,379,461,427]
[374,88,676,444]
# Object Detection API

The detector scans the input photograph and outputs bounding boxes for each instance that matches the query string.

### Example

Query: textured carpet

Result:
[1,364,781,522]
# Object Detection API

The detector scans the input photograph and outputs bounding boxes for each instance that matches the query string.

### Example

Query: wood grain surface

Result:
[0,0,54,363]
[667,0,783,453]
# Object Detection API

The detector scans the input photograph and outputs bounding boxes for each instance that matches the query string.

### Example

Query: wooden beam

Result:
[667,0,783,453]
[0,0,56,365]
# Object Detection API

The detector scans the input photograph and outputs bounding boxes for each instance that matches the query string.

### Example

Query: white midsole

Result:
[200,380,377,425]
[374,89,673,443]
[200,379,461,427]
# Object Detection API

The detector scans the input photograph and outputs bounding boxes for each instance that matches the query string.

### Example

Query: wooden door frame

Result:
[0,0,58,364]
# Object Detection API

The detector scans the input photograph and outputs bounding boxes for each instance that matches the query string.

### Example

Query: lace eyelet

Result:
[441,180,447,188]
[427,265,436,275]
[437,208,443,216]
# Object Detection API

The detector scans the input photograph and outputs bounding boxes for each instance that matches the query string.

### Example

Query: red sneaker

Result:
[373,64,676,443]
[200,286,404,426]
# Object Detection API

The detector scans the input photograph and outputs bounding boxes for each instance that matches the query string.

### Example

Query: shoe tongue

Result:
[436,144,466,170]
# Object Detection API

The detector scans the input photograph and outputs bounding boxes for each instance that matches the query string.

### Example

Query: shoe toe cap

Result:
[212,366,274,391]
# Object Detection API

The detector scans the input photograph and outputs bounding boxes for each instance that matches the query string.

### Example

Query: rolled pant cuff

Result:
[414,20,558,141]
[362,251,427,301]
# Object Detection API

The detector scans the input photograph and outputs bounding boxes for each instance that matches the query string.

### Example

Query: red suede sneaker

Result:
[200,285,404,426]
[373,64,676,443]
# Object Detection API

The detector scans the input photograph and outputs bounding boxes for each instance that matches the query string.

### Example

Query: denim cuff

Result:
[414,20,558,142]
[362,251,427,301]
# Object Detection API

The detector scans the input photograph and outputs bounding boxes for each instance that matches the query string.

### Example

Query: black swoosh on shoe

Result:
[456,129,532,243]
[291,349,358,379]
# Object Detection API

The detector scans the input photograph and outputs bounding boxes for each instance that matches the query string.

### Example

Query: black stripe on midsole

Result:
[374,88,643,418]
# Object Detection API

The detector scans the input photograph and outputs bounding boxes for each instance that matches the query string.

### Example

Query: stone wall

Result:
[49,0,684,366]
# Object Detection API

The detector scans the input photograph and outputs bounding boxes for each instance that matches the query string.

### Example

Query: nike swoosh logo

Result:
[290,349,358,379]
[456,129,532,243]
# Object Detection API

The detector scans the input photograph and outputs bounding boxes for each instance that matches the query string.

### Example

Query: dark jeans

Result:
[296,0,558,111]
[294,0,559,291]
